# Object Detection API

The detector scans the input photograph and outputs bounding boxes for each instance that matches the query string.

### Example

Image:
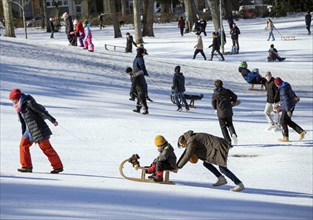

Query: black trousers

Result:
[193,49,206,60]
[218,116,237,144]
[280,109,303,138]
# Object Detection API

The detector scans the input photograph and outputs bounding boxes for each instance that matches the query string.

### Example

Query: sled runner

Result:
[119,154,175,185]
[104,44,126,53]
[248,84,266,91]
[171,93,204,108]
[275,29,296,41]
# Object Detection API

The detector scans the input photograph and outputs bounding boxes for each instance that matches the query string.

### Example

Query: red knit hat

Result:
[9,89,22,100]
[274,77,283,87]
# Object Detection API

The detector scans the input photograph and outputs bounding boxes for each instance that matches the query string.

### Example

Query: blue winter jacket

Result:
[278,82,296,111]
[133,56,148,76]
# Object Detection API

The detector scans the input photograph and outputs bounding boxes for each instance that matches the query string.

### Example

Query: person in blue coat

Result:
[274,77,306,142]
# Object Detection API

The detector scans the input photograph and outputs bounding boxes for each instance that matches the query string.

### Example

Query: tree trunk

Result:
[42,0,48,30]
[121,0,128,16]
[133,0,143,44]
[183,0,198,32]
[142,0,154,37]
[3,0,16,37]
[81,0,89,18]
[208,0,220,31]
[103,0,111,14]
[110,0,122,38]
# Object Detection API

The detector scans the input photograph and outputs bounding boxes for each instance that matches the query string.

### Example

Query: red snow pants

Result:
[19,136,63,169]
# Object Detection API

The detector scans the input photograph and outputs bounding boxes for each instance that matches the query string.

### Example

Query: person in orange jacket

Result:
[8,89,63,174]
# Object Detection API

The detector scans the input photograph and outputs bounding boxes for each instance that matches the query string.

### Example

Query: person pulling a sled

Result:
[175,130,245,192]
[146,135,177,182]
[8,89,63,174]
[172,65,189,112]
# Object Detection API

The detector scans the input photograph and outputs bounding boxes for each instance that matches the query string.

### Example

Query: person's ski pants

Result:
[203,162,241,185]
[19,136,63,169]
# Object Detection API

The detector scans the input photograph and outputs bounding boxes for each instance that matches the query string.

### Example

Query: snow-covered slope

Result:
[1,15,312,219]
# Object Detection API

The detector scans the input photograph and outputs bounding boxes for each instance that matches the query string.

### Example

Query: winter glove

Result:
[287,111,292,117]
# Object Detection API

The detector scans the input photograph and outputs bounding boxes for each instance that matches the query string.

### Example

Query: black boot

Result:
[133,105,141,113]
[17,167,33,173]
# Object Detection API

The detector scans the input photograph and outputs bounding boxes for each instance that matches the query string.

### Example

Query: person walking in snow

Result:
[178,16,185,36]
[172,65,189,112]
[73,18,85,47]
[125,32,137,53]
[263,71,280,131]
[265,18,275,41]
[62,12,77,46]
[211,80,238,146]
[8,89,63,174]
[49,17,55,38]
[175,130,245,192]
[98,13,104,29]
[126,66,149,114]
[305,11,311,35]
[192,32,206,60]
[274,78,306,142]
[83,19,94,52]
[230,23,240,54]
[133,47,152,102]
[146,135,177,182]
[208,32,225,61]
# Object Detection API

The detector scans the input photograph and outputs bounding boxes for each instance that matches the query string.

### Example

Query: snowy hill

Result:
[1,15,312,219]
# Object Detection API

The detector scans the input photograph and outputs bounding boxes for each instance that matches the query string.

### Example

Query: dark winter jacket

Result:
[65,15,74,36]
[212,87,237,118]
[278,82,296,112]
[264,77,280,103]
[177,130,231,168]
[178,18,185,28]
[172,67,186,93]
[126,35,137,53]
[17,94,56,143]
[230,26,240,40]
[209,35,220,50]
[130,70,148,97]
[305,14,311,25]
[154,143,177,169]
[133,55,148,76]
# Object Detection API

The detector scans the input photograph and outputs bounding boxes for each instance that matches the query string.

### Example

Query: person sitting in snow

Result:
[267,44,285,62]
[146,135,177,182]
[238,61,265,85]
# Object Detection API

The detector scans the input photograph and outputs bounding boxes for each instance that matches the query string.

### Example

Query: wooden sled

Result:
[171,93,204,108]
[119,158,175,185]
[248,84,266,91]
[104,44,126,53]
[281,36,295,41]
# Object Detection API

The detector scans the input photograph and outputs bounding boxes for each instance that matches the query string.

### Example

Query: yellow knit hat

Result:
[154,135,167,147]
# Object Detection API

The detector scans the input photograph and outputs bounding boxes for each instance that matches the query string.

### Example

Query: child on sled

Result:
[146,135,177,182]
[238,61,265,85]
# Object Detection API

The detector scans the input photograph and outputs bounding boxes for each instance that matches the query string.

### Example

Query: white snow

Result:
[0,15,312,220]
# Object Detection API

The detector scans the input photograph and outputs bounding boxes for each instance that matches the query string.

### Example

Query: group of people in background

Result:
[60,12,94,52]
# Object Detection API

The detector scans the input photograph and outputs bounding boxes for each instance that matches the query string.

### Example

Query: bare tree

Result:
[121,0,128,17]
[133,0,143,44]
[3,0,15,37]
[81,0,89,18]
[207,0,220,31]
[183,0,198,32]
[142,0,154,37]
[110,0,122,38]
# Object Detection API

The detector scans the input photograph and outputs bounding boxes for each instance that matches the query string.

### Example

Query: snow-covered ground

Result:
[1,14,312,219]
